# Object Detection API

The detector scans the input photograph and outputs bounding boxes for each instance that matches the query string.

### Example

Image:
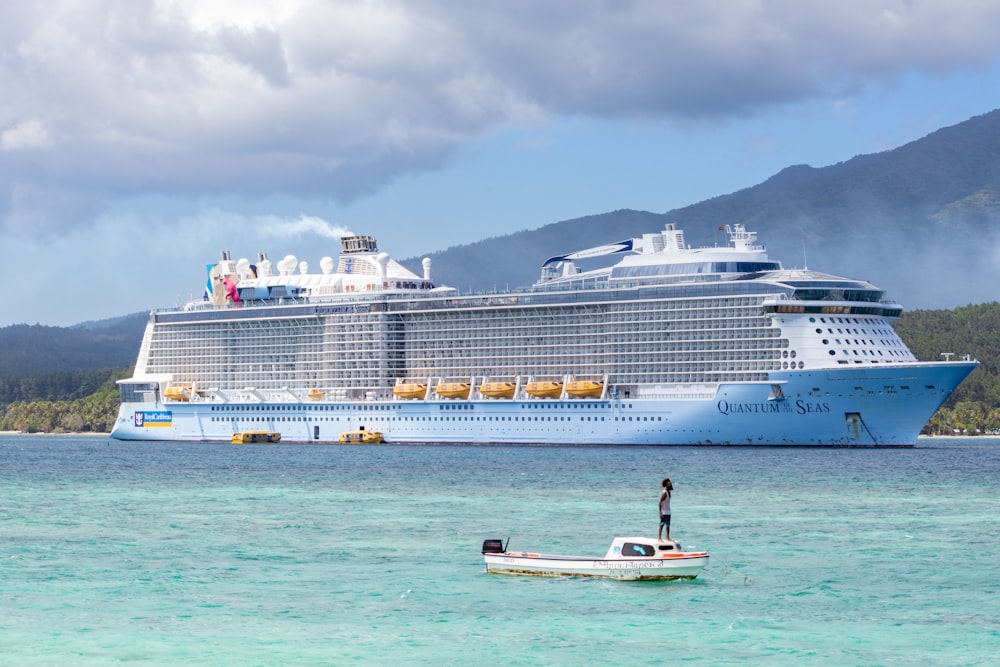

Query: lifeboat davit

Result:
[565,380,604,398]
[436,382,471,399]
[393,383,428,399]
[525,381,563,398]
[480,381,516,399]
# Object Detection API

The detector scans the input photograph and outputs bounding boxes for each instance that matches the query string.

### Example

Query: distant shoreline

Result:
[1,431,991,440]
[0,431,110,436]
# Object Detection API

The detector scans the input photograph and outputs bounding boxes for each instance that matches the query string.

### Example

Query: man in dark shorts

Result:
[658,477,673,540]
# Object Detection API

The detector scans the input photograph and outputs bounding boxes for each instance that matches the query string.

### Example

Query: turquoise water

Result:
[1,436,998,665]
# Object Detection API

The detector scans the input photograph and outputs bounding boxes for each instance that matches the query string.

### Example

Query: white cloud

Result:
[0,119,52,150]
[3,0,1000,237]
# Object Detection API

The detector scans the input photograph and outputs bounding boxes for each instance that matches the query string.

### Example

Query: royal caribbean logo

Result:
[134,411,173,428]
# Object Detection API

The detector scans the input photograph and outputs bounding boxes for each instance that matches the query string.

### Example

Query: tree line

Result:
[3,302,1000,434]
[892,302,1000,434]
[0,369,126,433]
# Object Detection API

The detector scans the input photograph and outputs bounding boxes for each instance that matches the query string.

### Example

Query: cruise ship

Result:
[110,224,977,446]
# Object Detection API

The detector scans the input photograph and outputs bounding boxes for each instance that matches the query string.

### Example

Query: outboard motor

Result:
[481,539,505,554]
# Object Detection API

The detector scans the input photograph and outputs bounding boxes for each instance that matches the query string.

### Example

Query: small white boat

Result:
[481,536,708,580]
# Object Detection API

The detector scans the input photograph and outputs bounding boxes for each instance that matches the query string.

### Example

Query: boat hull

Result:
[339,430,384,444]
[110,362,975,445]
[483,552,708,580]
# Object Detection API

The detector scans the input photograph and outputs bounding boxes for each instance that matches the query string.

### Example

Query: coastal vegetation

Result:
[0,369,125,433]
[894,302,1000,435]
[3,304,1000,435]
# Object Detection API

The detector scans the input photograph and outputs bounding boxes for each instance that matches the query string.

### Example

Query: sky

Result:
[4,0,1000,326]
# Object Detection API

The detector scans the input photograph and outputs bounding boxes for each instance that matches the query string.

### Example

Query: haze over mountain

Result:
[404,110,1000,310]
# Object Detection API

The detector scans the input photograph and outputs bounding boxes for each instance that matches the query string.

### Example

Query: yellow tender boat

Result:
[163,384,192,401]
[566,380,604,398]
[231,430,281,444]
[526,381,563,398]
[339,429,384,444]
[436,382,471,399]
[480,381,516,399]
[393,383,428,399]
[307,388,325,400]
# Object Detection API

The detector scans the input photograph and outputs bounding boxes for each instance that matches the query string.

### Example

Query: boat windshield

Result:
[621,542,656,557]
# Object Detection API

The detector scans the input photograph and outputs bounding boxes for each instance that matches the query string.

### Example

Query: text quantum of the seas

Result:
[716,400,831,416]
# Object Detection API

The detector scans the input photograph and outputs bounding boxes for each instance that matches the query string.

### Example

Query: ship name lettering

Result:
[716,401,783,416]
[795,400,831,415]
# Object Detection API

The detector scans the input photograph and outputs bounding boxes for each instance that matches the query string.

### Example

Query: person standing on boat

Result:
[658,477,673,540]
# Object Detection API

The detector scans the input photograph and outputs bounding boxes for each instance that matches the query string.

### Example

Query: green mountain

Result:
[0,313,149,378]
[0,314,146,406]
[0,315,146,378]
[403,109,1000,311]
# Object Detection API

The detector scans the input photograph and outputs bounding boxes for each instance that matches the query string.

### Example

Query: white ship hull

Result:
[111,363,974,446]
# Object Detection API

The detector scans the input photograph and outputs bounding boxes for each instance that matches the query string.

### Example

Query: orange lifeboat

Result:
[436,382,471,399]
[163,384,192,401]
[565,380,604,398]
[480,381,516,399]
[525,381,563,398]
[393,383,428,399]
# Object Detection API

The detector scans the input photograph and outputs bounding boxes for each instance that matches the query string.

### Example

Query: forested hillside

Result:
[895,303,1000,434]
[0,316,143,432]
[0,315,146,377]
[0,371,124,433]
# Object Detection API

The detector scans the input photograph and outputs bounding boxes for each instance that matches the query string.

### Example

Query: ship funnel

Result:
[422,257,431,281]
[376,253,390,278]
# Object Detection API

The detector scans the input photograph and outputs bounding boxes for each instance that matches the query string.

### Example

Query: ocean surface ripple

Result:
[1,436,998,665]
